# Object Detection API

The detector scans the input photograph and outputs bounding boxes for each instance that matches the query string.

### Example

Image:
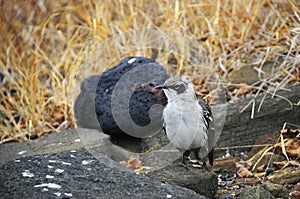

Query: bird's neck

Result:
[168,95,198,104]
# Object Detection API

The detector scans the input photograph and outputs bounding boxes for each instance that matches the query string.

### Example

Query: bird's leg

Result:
[193,148,209,171]
[180,150,190,168]
[201,159,209,171]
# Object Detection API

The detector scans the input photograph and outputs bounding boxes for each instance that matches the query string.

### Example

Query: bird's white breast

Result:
[163,99,208,151]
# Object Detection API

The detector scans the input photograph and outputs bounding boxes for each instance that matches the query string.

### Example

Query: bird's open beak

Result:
[154,85,167,90]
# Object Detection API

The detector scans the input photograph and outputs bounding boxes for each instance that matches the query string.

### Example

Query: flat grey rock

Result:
[0,128,212,198]
[238,186,275,199]
[0,128,113,165]
[148,161,218,198]
[0,149,206,199]
[262,182,289,199]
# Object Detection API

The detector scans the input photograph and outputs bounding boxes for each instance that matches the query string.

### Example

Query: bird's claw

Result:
[179,161,189,169]
[200,161,209,171]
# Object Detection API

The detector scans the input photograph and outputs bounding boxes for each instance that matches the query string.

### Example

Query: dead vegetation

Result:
[214,126,300,198]
[0,0,299,142]
[237,128,300,178]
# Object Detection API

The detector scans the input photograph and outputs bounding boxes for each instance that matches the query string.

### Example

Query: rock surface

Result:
[148,161,218,198]
[238,186,275,199]
[0,128,215,198]
[262,182,289,199]
[75,56,169,137]
[215,83,300,152]
[267,167,300,185]
[0,149,206,199]
[74,75,101,130]
[75,56,171,155]
[227,59,282,85]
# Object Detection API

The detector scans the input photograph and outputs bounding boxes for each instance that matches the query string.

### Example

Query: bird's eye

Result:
[173,84,185,94]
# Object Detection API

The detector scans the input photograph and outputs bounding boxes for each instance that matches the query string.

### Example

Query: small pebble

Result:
[17,151,27,155]
[54,169,64,173]
[54,192,61,197]
[22,170,34,178]
[64,193,73,197]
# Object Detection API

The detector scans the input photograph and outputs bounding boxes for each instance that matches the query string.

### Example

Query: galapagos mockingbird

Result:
[155,77,214,168]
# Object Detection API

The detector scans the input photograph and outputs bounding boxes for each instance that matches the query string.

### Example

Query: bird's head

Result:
[155,77,196,101]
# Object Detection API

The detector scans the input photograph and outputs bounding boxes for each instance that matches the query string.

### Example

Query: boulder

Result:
[238,186,275,199]
[0,128,215,198]
[75,56,169,138]
[0,148,206,199]
[262,182,289,199]
[267,167,300,185]
[148,161,218,198]
[74,75,101,130]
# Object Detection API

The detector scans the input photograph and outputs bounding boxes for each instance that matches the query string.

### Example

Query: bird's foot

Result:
[179,156,190,169]
[179,151,190,169]
[179,160,190,169]
[200,161,209,171]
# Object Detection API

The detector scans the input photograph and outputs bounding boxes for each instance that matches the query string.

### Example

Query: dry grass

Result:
[0,0,299,143]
